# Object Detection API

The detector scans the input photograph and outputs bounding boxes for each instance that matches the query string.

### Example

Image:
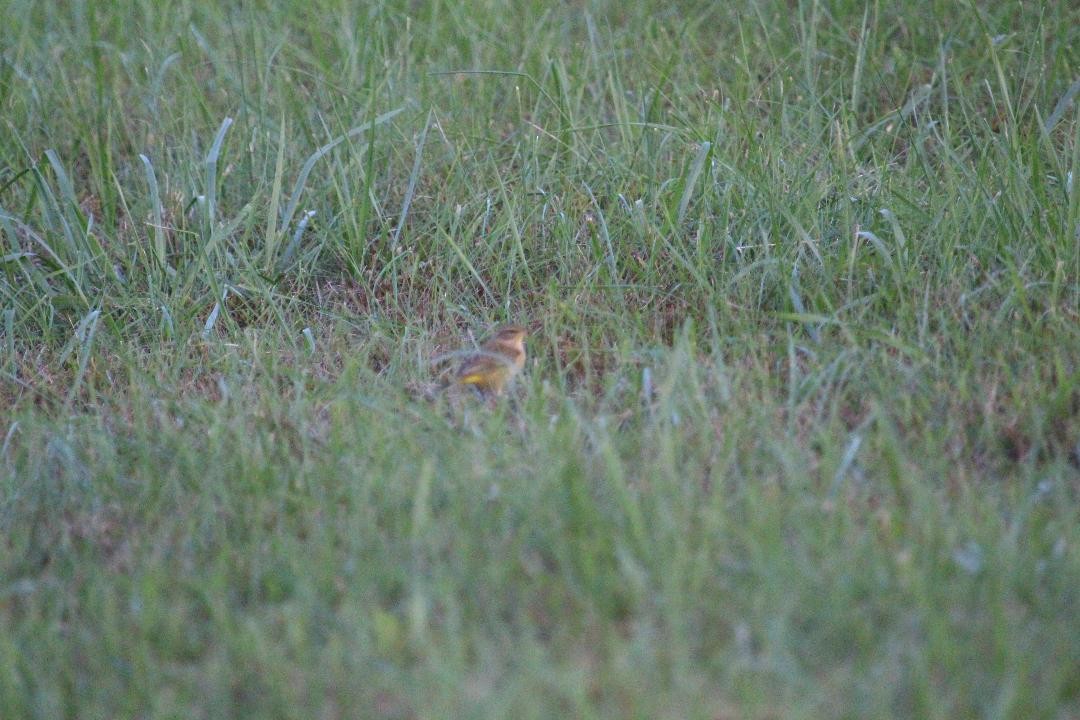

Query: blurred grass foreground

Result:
[1,1,1078,718]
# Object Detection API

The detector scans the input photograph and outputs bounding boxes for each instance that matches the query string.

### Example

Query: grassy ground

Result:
[2,0,1079,717]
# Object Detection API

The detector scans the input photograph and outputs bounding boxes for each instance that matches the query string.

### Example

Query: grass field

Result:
[2,0,1079,717]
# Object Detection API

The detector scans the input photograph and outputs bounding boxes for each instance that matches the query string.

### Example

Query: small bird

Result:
[450,324,528,398]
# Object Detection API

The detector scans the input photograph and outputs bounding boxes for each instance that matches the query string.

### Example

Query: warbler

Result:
[451,324,528,397]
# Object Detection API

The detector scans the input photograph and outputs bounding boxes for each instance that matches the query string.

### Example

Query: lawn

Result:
[1,0,1078,717]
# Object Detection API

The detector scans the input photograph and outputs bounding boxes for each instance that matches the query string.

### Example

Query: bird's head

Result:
[492,324,527,344]
[486,324,528,358]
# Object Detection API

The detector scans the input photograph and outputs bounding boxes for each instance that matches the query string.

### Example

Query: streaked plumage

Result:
[453,324,527,397]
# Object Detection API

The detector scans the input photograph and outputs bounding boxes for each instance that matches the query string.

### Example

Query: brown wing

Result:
[456,352,512,393]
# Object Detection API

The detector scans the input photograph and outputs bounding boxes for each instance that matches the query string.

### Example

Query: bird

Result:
[449,324,528,398]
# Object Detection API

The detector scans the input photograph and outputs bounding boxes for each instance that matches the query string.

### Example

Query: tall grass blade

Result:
[204,117,234,230]
[139,154,168,275]
[63,308,101,409]
[263,116,288,272]
[279,105,407,238]
[677,141,711,226]
[391,109,432,250]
